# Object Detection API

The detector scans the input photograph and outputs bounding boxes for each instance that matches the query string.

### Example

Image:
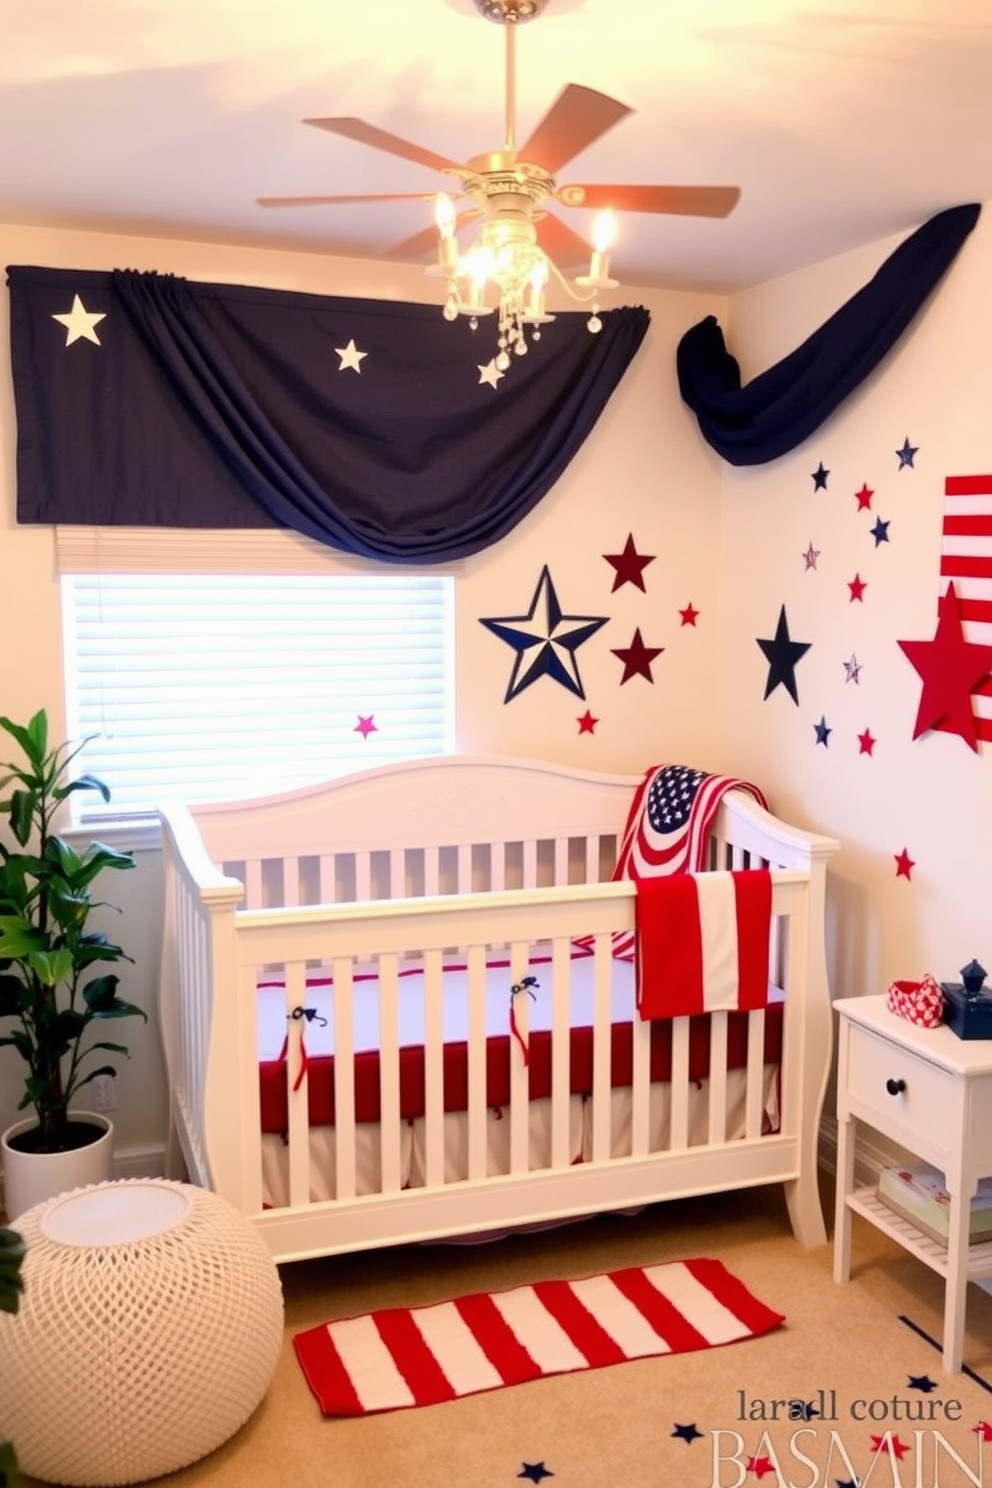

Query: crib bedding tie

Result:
[509,975,539,1067]
[279,1006,328,1092]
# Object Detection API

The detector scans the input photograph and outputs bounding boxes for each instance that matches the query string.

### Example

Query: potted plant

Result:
[0,709,144,1219]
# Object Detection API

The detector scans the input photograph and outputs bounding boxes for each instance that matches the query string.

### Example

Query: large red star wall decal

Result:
[603,534,655,592]
[895,848,915,880]
[898,580,992,752]
[611,629,664,683]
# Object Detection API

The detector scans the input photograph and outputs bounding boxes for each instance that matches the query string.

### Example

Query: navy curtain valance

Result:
[7,266,650,563]
[676,202,981,467]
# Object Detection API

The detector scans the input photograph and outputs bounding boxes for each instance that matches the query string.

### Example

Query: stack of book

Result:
[877,1163,992,1245]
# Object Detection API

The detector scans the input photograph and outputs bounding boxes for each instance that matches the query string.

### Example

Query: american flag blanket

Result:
[578,765,771,1019]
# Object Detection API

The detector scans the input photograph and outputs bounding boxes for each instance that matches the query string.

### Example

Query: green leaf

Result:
[57,774,112,804]
[0,1227,26,1315]
[0,919,50,959]
[28,947,75,987]
[8,791,34,847]
[0,1434,20,1487]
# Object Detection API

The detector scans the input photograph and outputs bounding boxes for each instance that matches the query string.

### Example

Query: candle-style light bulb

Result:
[593,210,617,255]
[432,193,459,276]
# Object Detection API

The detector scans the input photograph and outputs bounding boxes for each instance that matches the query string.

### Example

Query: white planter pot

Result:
[1,1112,114,1221]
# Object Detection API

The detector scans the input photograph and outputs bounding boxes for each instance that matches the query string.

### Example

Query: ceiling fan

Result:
[257,0,741,271]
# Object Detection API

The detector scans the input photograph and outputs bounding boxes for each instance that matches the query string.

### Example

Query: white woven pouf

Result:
[0,1179,284,1487]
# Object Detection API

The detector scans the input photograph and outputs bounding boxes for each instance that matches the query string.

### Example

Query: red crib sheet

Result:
[257,954,783,1133]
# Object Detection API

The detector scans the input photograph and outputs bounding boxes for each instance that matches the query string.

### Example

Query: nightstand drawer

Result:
[845,1022,958,1148]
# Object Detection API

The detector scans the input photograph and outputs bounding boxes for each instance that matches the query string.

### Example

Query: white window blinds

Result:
[61,570,454,816]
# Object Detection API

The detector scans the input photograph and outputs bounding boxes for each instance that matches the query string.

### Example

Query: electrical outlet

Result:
[91,1074,116,1112]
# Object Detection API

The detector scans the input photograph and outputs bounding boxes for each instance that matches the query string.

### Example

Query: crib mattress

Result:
[257,952,783,1133]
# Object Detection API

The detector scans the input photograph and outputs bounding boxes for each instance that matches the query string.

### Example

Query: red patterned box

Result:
[886,974,944,1029]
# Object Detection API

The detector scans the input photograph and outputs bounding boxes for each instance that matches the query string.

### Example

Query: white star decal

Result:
[478,359,504,389]
[52,294,106,346]
[335,338,367,373]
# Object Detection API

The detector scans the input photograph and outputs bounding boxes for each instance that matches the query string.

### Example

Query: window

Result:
[61,570,454,818]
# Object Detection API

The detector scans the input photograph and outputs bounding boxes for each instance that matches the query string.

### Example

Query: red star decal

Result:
[855,483,874,510]
[611,629,664,684]
[898,581,992,752]
[848,573,867,601]
[354,715,378,738]
[603,534,656,593]
[858,728,876,756]
[746,1456,776,1479]
[577,710,598,735]
[679,603,699,627]
[894,848,915,880]
[871,1434,911,1459]
[974,1422,992,1442]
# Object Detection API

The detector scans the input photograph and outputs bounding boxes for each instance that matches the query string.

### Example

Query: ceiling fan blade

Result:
[304,117,464,176]
[384,209,480,263]
[257,192,437,209]
[519,85,632,175]
[558,183,741,219]
[536,211,595,271]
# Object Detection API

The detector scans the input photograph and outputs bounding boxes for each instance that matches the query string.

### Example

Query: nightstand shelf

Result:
[833,994,992,1374]
[846,1185,992,1281]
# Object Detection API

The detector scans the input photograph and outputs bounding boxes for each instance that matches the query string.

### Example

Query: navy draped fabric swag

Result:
[676,203,981,466]
[7,266,650,562]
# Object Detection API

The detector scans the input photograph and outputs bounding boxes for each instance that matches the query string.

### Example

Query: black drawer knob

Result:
[886,1077,906,1096]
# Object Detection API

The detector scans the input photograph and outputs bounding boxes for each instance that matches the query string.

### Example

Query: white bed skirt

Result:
[259,1065,779,1209]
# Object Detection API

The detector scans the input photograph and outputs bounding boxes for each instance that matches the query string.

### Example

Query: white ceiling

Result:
[2,0,991,294]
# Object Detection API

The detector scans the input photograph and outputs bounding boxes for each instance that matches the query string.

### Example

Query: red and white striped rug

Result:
[294,1257,784,1416]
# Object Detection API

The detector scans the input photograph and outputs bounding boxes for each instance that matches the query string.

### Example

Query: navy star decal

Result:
[479,566,608,703]
[870,517,890,546]
[811,462,830,490]
[896,437,919,469]
[518,1464,554,1483]
[756,604,811,706]
[672,1422,704,1444]
[907,1374,938,1393]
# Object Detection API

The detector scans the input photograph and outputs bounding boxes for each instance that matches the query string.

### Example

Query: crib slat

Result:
[549,937,573,1169]
[745,1007,767,1139]
[708,1011,729,1143]
[331,958,357,1200]
[588,932,613,1164]
[421,948,445,1188]
[508,943,531,1175]
[377,955,402,1193]
[553,838,569,887]
[670,1018,690,1149]
[388,849,404,900]
[423,846,441,897]
[466,945,489,1182]
[522,839,538,890]
[629,993,651,1157]
[282,857,301,909]
[244,858,263,910]
[455,844,472,894]
[284,963,310,1207]
[354,853,372,903]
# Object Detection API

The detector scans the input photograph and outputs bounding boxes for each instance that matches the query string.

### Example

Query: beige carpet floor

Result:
[20,1176,992,1487]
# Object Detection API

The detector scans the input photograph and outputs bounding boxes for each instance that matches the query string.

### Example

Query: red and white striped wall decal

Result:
[939,473,992,743]
[293,1258,784,1417]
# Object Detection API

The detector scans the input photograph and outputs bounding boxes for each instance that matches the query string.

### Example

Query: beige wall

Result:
[1,205,989,1164]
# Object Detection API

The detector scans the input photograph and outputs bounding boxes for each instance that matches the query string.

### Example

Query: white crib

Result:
[157,755,839,1264]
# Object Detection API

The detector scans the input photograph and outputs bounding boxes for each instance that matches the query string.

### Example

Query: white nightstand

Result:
[833,994,992,1374]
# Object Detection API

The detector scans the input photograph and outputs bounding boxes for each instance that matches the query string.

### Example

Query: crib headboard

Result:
[162,756,837,913]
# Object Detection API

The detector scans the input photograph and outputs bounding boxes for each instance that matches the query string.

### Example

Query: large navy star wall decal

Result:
[479,566,608,703]
[757,605,811,706]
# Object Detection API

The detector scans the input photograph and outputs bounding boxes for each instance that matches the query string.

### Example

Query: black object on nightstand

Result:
[942,959,992,1040]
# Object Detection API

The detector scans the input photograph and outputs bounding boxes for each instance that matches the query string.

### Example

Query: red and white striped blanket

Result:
[581,764,771,1020]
